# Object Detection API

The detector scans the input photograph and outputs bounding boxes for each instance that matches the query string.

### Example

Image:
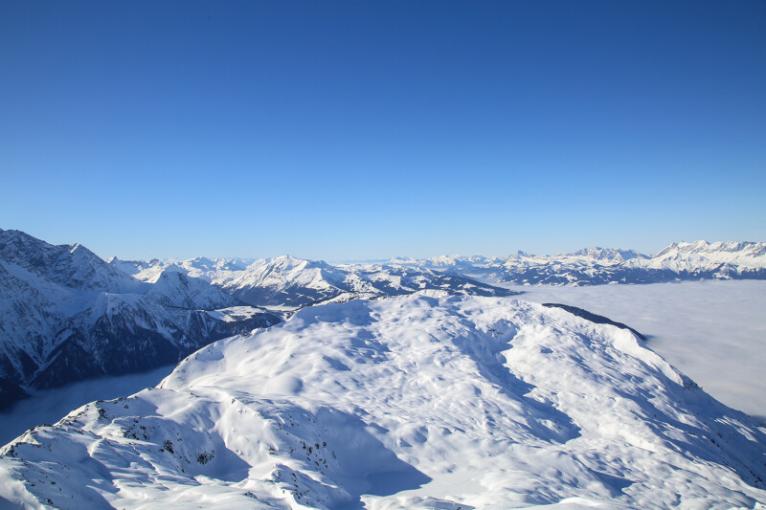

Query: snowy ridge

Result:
[145,265,237,309]
[401,241,766,286]
[111,256,256,284]
[221,256,356,307]
[565,247,647,263]
[647,240,766,271]
[108,241,766,299]
[0,230,143,293]
[0,293,764,508]
[116,255,516,310]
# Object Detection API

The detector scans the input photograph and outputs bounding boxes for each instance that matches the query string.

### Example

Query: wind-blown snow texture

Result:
[1,293,764,509]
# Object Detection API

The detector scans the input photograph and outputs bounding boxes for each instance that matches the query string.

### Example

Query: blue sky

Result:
[1,1,764,260]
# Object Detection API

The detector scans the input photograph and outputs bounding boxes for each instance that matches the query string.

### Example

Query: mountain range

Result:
[1,228,765,412]
[0,229,512,410]
[398,241,766,286]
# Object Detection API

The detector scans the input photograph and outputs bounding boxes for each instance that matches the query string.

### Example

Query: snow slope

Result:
[1,293,764,509]
[501,280,766,418]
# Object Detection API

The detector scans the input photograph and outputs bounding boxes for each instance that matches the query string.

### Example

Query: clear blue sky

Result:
[1,1,764,260]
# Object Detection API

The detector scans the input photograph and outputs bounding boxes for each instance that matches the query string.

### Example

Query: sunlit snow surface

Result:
[503,280,766,418]
[1,293,765,509]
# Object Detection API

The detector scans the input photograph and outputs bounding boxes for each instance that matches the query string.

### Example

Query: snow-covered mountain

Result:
[145,265,237,309]
[3,227,765,412]
[565,247,647,263]
[0,229,280,410]
[0,230,513,410]
[0,230,144,294]
[404,241,766,286]
[219,255,365,307]
[108,241,766,305]
[115,255,516,310]
[223,256,515,308]
[647,240,766,272]
[1,293,764,508]
[110,256,255,284]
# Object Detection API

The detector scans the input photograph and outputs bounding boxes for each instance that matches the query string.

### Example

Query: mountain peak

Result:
[0,229,141,292]
[567,247,647,262]
[650,240,766,270]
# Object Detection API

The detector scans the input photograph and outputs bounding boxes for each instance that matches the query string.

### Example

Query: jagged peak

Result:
[566,247,648,261]
[654,240,766,257]
[250,254,332,272]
